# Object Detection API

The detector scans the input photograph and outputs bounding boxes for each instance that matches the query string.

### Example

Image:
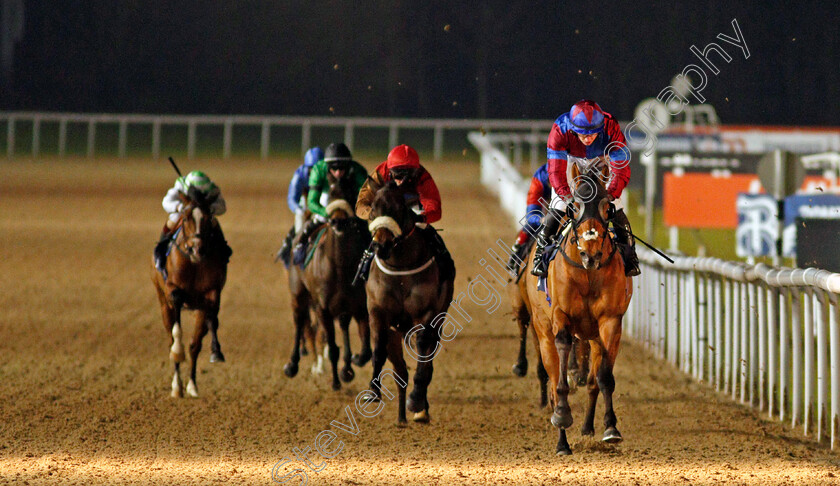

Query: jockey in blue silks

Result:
[276,146,324,265]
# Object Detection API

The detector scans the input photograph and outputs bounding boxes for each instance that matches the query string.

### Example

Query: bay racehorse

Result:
[284,177,372,390]
[151,188,228,398]
[509,237,589,409]
[364,181,455,423]
[534,157,632,454]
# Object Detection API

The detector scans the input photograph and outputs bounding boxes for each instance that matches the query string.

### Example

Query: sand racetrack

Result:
[1,156,838,485]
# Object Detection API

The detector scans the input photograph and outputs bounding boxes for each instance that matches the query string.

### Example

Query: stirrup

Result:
[292,242,308,265]
[530,248,547,277]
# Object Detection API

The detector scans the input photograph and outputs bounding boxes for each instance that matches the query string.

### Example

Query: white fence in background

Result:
[0,112,547,161]
[469,131,840,450]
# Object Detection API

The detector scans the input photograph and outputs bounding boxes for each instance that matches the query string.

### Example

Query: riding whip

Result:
[168,156,184,178]
[631,232,675,264]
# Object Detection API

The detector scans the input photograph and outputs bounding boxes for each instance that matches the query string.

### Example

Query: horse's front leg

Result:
[386,330,409,424]
[284,290,311,377]
[352,313,372,367]
[338,314,355,383]
[208,314,225,363]
[406,312,441,423]
[581,341,600,437]
[598,317,623,443]
[316,307,341,390]
[551,326,575,455]
[186,307,211,398]
[366,308,390,401]
[512,309,529,377]
[165,288,186,398]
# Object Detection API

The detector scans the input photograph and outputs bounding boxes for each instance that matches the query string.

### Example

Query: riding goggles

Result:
[327,161,349,172]
[390,168,415,181]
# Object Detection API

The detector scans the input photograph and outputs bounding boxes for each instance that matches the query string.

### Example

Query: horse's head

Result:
[325,178,357,234]
[367,180,414,259]
[178,188,217,262]
[567,156,614,270]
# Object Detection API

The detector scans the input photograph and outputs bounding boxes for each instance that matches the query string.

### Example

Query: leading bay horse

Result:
[509,238,589,409]
[151,187,228,398]
[284,177,372,390]
[533,157,633,454]
[364,181,455,423]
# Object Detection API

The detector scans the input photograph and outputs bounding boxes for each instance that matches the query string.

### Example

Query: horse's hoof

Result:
[340,367,355,383]
[556,446,573,456]
[581,426,595,437]
[171,388,183,398]
[551,409,573,429]
[331,380,341,391]
[351,351,371,367]
[406,394,427,414]
[397,418,408,427]
[512,362,528,377]
[186,380,199,398]
[412,410,430,423]
[360,392,380,404]
[602,427,622,443]
[210,351,225,363]
[283,362,299,378]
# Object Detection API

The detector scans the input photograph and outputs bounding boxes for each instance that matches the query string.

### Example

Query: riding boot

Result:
[275,225,296,265]
[154,228,173,276]
[508,241,524,275]
[531,211,561,277]
[293,218,321,265]
[611,209,641,277]
[352,243,376,287]
[212,224,233,263]
[424,225,455,282]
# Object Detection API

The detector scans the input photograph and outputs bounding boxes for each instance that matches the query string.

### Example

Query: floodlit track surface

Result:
[0,157,838,485]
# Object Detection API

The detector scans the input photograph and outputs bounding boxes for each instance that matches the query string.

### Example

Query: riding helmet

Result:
[304,147,324,167]
[568,100,605,135]
[324,142,353,162]
[184,170,212,192]
[386,144,420,170]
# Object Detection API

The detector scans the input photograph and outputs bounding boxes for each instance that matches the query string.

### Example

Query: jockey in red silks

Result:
[354,144,455,283]
[530,99,640,277]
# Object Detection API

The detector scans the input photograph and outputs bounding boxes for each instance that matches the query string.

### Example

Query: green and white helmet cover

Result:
[182,170,213,193]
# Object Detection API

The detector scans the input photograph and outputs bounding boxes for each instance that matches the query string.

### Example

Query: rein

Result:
[374,255,435,276]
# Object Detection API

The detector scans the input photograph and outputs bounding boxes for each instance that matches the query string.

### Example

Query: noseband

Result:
[559,201,617,270]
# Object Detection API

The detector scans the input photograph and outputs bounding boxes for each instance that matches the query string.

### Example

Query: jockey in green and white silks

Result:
[154,170,230,275]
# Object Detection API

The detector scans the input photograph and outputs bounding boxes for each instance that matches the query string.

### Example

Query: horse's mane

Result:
[372,180,410,221]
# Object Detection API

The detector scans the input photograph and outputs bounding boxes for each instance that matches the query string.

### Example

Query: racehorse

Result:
[509,237,589,409]
[151,188,228,398]
[283,177,372,390]
[533,157,632,454]
[364,181,455,423]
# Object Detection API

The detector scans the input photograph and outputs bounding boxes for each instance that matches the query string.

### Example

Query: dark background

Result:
[3,1,839,124]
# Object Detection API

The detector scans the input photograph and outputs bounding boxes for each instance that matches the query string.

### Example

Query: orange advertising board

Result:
[663,173,755,228]
[663,173,833,229]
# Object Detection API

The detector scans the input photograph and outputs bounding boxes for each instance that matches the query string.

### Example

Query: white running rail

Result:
[0,111,547,161]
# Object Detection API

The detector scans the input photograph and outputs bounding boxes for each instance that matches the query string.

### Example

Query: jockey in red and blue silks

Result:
[530,99,640,277]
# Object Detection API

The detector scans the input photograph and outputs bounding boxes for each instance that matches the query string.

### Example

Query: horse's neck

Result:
[383,229,431,268]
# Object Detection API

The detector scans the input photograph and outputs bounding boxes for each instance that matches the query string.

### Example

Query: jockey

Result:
[276,146,323,265]
[530,99,640,277]
[509,162,551,274]
[354,144,455,283]
[291,142,368,264]
[154,170,231,274]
